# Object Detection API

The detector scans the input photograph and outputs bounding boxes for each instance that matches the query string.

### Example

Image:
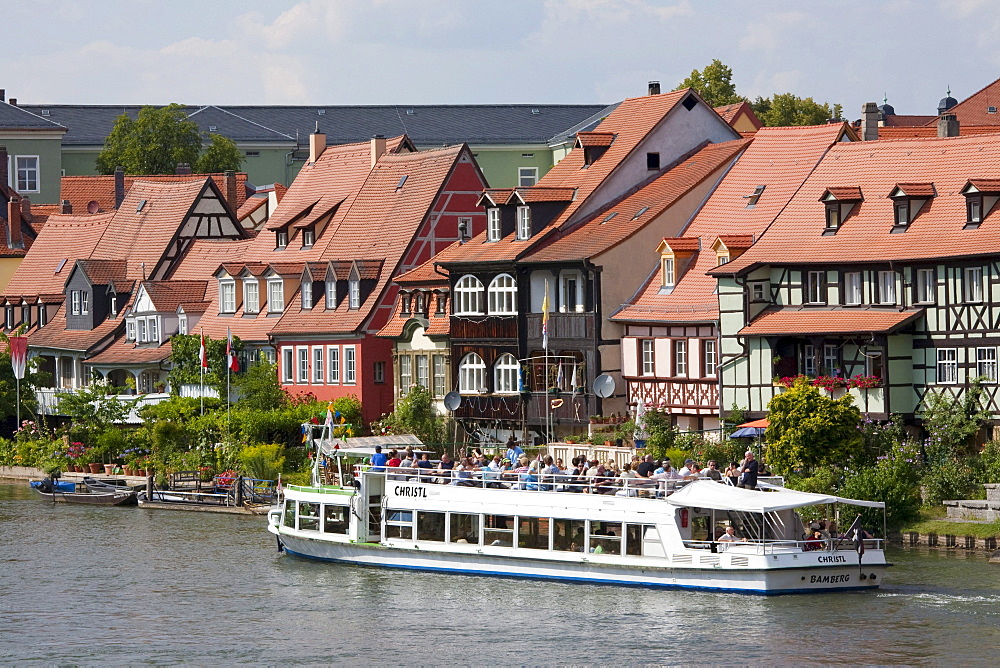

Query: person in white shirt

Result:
[677,459,696,477]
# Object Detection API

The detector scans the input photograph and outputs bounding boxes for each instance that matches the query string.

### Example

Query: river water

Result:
[1,481,998,666]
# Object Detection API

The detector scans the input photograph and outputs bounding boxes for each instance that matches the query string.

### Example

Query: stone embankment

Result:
[944,484,1000,522]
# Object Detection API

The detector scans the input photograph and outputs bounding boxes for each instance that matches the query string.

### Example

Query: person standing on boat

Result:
[738,451,759,489]
[505,437,524,465]
[370,446,388,473]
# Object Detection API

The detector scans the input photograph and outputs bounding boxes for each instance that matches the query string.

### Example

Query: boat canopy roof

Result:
[665,480,885,512]
[318,434,427,458]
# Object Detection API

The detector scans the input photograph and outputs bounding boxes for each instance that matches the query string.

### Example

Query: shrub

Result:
[979,440,1000,484]
[921,463,981,506]
[840,444,922,530]
[239,443,285,481]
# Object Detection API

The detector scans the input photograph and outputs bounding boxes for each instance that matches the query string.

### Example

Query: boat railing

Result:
[680,538,884,554]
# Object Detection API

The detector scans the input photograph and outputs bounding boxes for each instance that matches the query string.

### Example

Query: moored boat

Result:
[32,479,138,506]
[267,440,890,595]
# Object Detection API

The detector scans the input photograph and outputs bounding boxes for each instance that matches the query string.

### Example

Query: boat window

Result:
[518,517,550,550]
[552,518,587,552]
[625,524,658,556]
[385,509,413,540]
[484,515,515,547]
[589,521,622,555]
[450,513,480,544]
[323,505,349,534]
[298,502,320,531]
[417,512,446,542]
[283,500,296,528]
[690,515,711,542]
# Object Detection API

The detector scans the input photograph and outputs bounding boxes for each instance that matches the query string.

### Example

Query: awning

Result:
[318,434,425,458]
[664,480,884,512]
[739,307,924,337]
[729,418,768,438]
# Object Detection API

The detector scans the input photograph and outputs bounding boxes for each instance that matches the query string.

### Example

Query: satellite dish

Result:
[443,391,462,412]
[86,200,100,214]
[592,374,616,398]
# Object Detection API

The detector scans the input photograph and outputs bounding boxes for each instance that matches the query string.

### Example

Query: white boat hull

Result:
[271,530,886,595]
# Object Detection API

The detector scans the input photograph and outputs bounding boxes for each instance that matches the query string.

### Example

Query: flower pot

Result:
[88,463,103,474]
[104,464,115,475]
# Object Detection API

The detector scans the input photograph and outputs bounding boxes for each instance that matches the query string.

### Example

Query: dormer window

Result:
[325,278,336,309]
[661,257,675,288]
[487,208,501,242]
[178,313,188,335]
[889,183,934,230]
[960,180,1000,229]
[516,206,531,240]
[717,255,729,266]
[301,227,315,248]
[302,281,313,310]
[415,292,426,315]
[5,306,13,329]
[275,230,288,249]
[348,277,360,309]
[825,205,840,230]
[401,292,412,316]
[38,304,47,327]
[220,279,236,313]
[126,318,136,341]
[820,188,862,234]
[244,280,260,314]
[968,196,983,225]
[110,295,118,317]
[268,279,284,312]
[70,290,81,315]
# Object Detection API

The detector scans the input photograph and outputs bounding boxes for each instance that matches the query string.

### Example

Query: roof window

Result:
[990,106,998,114]
[55,258,67,274]
[602,212,618,223]
[819,187,863,234]
[631,206,650,220]
[136,199,147,213]
[395,175,408,192]
[744,185,765,207]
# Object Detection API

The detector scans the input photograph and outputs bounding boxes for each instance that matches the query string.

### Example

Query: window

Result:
[416,512,446,542]
[385,509,413,540]
[313,347,324,383]
[70,290,81,315]
[745,185,765,207]
[560,271,584,312]
[454,275,484,315]
[807,271,825,304]
[178,314,187,335]
[81,292,89,315]
[641,340,655,376]
[297,347,309,383]
[451,513,480,544]
[894,201,909,226]
[459,353,486,393]
[823,344,839,375]
[20,305,28,326]
[275,231,288,249]
[399,356,413,393]
[432,354,446,397]
[348,279,360,309]
[936,348,957,384]
[967,196,983,225]
[4,306,11,329]
[673,340,687,377]
[110,295,118,317]
[844,272,862,305]
[751,282,766,302]
[516,206,531,240]
[268,280,284,312]
[38,305,47,328]
[916,268,935,304]
[325,279,336,309]
[802,344,816,376]
[825,204,840,230]
[964,267,984,303]
[126,319,136,341]
[661,257,675,288]
[487,208,501,241]
[518,167,538,187]
[978,348,998,382]
[590,520,623,555]
[483,514,515,547]
[877,271,896,305]
[717,255,729,266]
[137,318,147,342]
[488,274,517,314]
[328,346,340,384]
[703,339,717,377]
[148,317,158,343]
[646,152,660,170]
[15,156,38,192]
[519,517,550,550]
[414,356,427,389]
[344,346,356,384]
[324,506,349,534]
[282,348,294,382]
[244,280,260,314]
[302,281,313,309]
[494,353,519,394]
[302,228,315,247]
[220,280,236,313]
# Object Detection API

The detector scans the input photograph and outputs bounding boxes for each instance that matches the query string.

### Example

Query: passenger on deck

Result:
[436,452,455,483]
[636,454,656,478]
[505,437,524,464]
[451,458,477,486]
[678,459,696,477]
[703,460,722,481]
[654,458,671,474]
[616,463,639,497]
[416,453,434,482]
[804,530,825,551]
[724,462,740,486]
[683,463,702,480]
[718,526,739,542]
[370,446,388,473]
[386,451,402,469]
[738,451,759,489]
[541,455,560,490]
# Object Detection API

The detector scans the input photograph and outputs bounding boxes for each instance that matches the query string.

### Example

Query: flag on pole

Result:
[556,360,564,389]
[226,329,239,372]
[845,514,865,558]
[541,280,550,350]
[8,336,28,380]
[570,361,577,391]
[199,332,209,368]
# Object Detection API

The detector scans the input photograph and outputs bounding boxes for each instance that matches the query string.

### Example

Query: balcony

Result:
[527,312,594,343]
[451,316,517,340]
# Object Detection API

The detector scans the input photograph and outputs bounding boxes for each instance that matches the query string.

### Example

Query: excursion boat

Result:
[267,439,889,595]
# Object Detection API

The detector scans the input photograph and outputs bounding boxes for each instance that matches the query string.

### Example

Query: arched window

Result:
[459,353,486,393]
[494,353,520,394]
[454,275,484,315]
[488,273,517,314]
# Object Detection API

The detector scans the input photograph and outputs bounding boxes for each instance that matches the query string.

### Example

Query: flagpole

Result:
[226,328,231,430]
[200,328,204,416]
[543,280,551,446]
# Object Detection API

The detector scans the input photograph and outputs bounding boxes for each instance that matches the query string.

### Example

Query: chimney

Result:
[224,170,237,212]
[0,145,7,186]
[0,90,5,102]
[648,81,661,96]
[175,162,192,175]
[370,134,386,167]
[8,98,16,106]
[114,166,125,209]
[61,199,72,214]
[309,122,326,164]
[20,196,31,220]
[861,102,880,141]
[937,113,960,138]
[7,196,23,249]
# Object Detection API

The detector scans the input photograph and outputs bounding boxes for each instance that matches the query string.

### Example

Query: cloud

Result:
[738,11,805,52]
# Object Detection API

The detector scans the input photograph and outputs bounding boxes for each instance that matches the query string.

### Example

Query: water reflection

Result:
[1,482,997,665]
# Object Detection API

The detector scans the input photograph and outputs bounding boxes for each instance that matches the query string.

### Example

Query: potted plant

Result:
[848,374,882,389]
[812,375,848,392]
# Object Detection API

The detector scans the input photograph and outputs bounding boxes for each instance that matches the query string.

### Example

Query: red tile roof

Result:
[27,304,124,353]
[715,234,754,250]
[480,189,514,206]
[138,281,208,312]
[576,131,616,147]
[714,102,763,131]
[659,237,702,252]
[86,339,173,365]
[59,172,249,214]
[892,182,936,197]
[966,178,1000,192]
[930,77,1000,128]
[77,259,128,285]
[718,133,1000,273]
[876,125,1000,140]
[393,250,453,285]
[738,307,923,336]
[511,187,577,203]
[613,123,850,324]
[821,186,863,200]
[883,114,937,127]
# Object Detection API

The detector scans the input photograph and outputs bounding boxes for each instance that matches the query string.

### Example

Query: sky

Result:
[3,0,1000,118]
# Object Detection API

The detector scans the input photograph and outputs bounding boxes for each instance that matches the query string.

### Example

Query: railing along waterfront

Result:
[679,538,885,555]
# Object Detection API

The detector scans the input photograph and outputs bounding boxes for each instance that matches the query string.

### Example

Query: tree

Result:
[196,133,244,174]
[764,376,863,476]
[381,386,446,445]
[675,59,744,107]
[920,381,989,466]
[96,104,244,175]
[233,360,286,411]
[752,93,843,127]
[167,333,243,394]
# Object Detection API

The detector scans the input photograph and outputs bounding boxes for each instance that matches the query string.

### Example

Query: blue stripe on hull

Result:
[280,546,878,596]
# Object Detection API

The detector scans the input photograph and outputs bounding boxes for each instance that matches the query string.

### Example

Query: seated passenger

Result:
[436,452,455,483]
[702,460,723,481]
[718,526,739,542]
[804,530,825,551]
[416,453,434,482]
[540,455,560,491]
[451,458,477,486]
